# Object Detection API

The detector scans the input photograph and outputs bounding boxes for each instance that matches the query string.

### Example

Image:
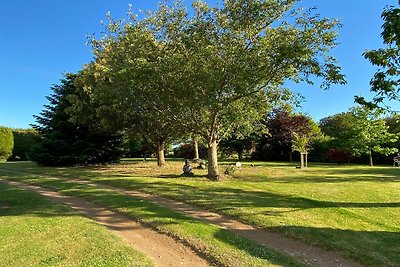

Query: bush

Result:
[0,126,14,161]
[10,129,38,161]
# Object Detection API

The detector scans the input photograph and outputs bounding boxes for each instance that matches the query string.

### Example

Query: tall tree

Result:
[84,0,345,179]
[256,109,321,161]
[359,3,400,106]
[78,13,184,167]
[32,74,124,166]
[348,106,398,166]
[319,111,355,149]
[154,0,345,179]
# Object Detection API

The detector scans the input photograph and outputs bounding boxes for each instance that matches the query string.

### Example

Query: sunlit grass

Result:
[0,162,304,267]
[0,181,152,267]
[1,160,399,266]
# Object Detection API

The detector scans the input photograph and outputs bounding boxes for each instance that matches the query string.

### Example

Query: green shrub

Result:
[10,129,38,161]
[0,126,14,161]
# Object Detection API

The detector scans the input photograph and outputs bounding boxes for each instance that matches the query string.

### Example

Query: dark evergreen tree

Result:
[31,74,124,166]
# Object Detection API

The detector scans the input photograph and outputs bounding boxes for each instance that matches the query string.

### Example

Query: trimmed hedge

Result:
[0,126,14,161]
[10,129,38,161]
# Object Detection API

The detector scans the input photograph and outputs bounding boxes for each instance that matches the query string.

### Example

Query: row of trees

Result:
[214,106,399,167]
[66,0,345,180]
[29,1,399,177]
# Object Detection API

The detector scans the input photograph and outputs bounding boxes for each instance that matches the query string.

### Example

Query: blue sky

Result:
[0,0,398,129]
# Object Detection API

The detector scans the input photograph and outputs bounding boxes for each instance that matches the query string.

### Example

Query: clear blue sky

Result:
[0,0,398,129]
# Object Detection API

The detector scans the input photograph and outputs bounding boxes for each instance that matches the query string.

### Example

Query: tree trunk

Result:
[305,153,308,168]
[194,140,199,160]
[300,153,304,169]
[250,141,256,154]
[156,142,165,167]
[289,151,293,162]
[238,150,243,161]
[369,149,373,167]
[207,139,219,181]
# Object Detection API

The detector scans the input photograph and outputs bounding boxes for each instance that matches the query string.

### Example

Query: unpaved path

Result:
[0,179,210,267]
[0,168,364,267]
[70,178,364,267]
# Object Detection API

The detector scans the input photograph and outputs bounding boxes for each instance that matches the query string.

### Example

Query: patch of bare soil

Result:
[1,179,210,267]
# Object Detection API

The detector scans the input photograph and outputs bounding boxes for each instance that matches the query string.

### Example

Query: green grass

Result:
[0,180,152,267]
[0,162,304,267]
[1,160,399,266]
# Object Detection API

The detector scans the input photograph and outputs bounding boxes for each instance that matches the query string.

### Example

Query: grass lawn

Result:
[0,180,152,267]
[1,160,399,266]
[0,162,304,267]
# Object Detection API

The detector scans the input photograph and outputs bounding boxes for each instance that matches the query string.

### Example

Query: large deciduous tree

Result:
[155,0,345,179]
[77,13,184,167]
[83,0,345,180]
[255,109,321,161]
[347,106,398,167]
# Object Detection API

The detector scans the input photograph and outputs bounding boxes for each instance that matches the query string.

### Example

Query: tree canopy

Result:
[360,4,400,106]
[32,74,124,166]
[347,106,398,166]
[77,0,345,180]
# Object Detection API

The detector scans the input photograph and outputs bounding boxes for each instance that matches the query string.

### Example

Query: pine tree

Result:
[31,74,124,166]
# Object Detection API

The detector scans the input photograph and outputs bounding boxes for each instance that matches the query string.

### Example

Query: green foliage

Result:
[0,126,14,161]
[0,182,152,267]
[347,106,398,166]
[31,74,124,166]
[3,161,399,267]
[291,132,311,154]
[82,0,345,179]
[10,129,38,161]
[319,111,355,149]
[360,5,400,106]
[255,109,322,161]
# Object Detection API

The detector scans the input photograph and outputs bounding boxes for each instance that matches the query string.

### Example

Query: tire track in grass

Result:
[1,168,364,267]
[1,179,210,267]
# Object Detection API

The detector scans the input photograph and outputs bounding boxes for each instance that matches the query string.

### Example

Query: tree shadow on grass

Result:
[0,181,78,218]
[158,174,208,179]
[212,228,303,267]
[219,226,400,267]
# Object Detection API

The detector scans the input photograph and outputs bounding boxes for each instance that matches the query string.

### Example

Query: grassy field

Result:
[1,160,399,266]
[0,162,303,267]
[0,180,152,267]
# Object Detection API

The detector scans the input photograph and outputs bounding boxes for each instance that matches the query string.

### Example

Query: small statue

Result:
[182,159,194,176]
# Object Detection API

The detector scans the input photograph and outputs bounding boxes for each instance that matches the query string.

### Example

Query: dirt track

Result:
[0,168,364,267]
[68,178,364,267]
[1,179,210,267]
